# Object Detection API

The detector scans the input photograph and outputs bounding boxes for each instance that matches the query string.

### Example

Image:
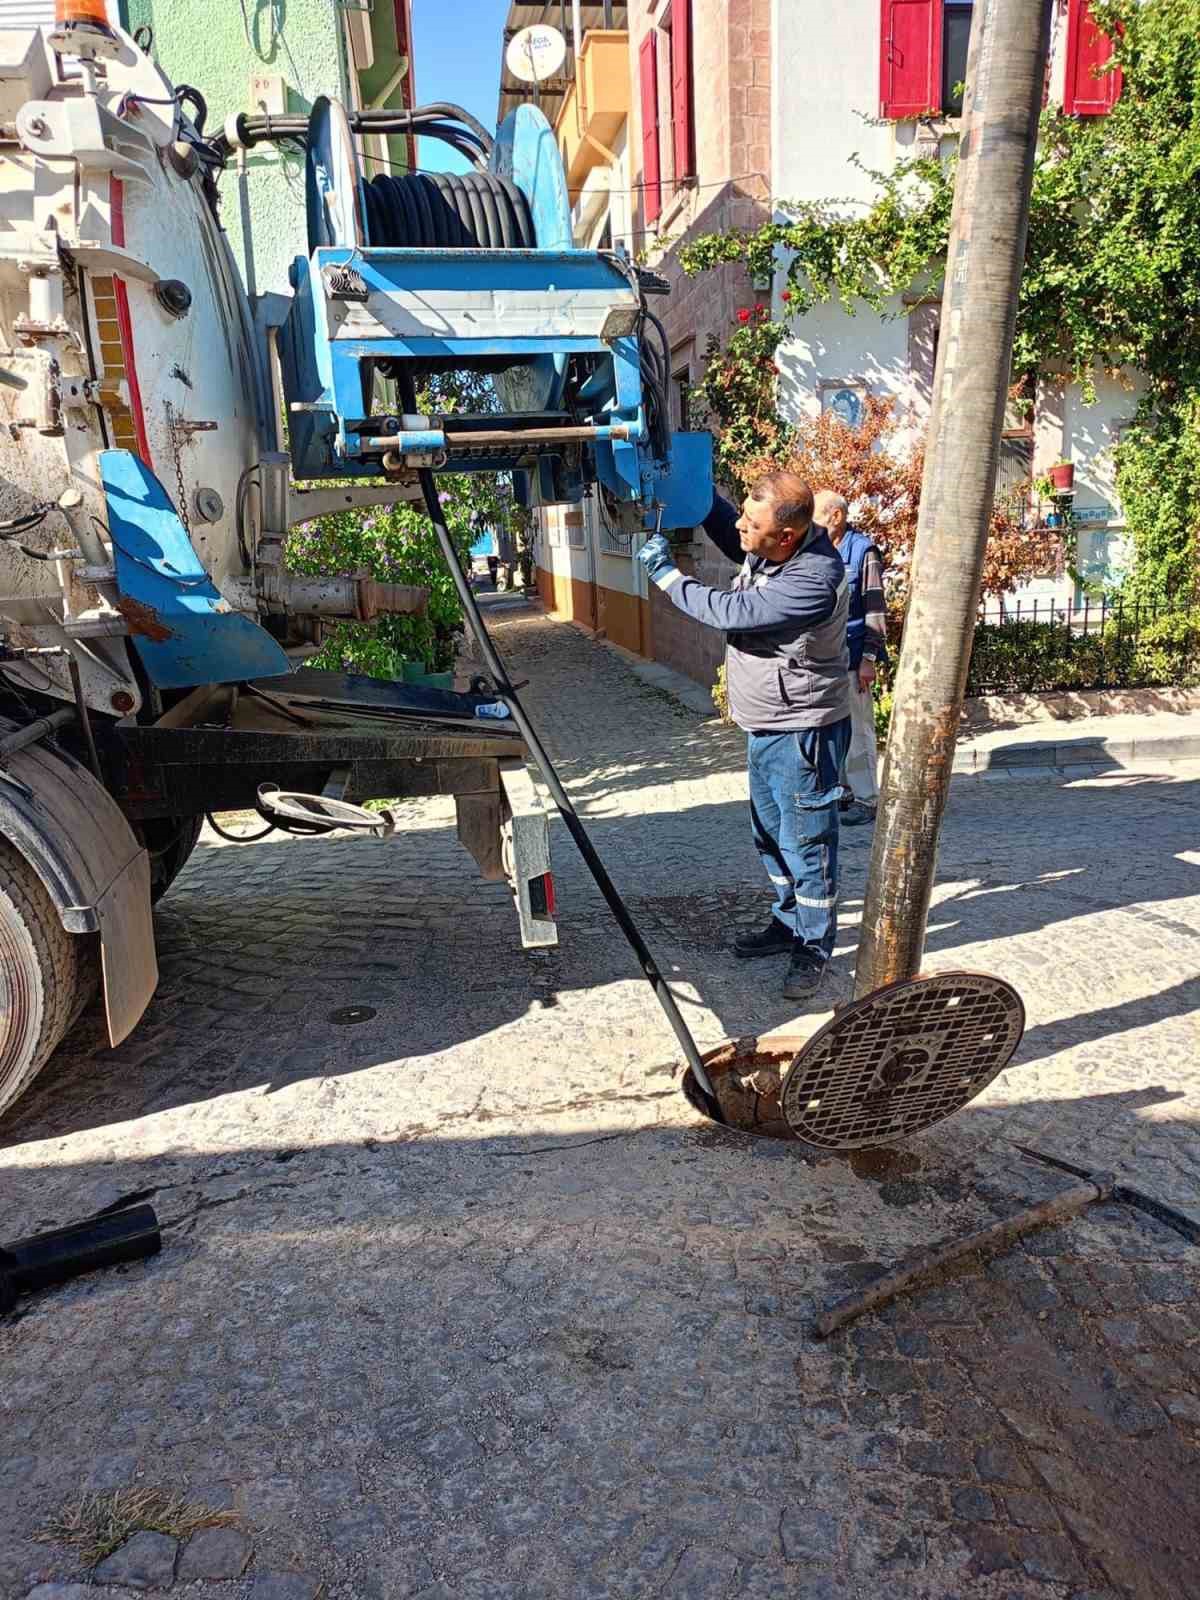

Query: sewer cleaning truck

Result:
[0,7,712,1117]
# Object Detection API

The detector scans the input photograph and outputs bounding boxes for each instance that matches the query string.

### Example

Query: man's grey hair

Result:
[816,491,848,515]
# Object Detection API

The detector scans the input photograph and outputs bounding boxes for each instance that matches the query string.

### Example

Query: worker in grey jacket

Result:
[637,471,851,1004]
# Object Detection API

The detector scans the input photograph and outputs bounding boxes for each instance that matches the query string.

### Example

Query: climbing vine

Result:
[690,305,792,487]
[680,0,1200,605]
[680,152,955,323]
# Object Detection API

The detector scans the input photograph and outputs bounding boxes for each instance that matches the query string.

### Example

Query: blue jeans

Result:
[747,719,851,960]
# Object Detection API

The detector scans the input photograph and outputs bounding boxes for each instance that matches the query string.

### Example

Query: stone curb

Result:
[563,615,1200,776]
[951,730,1200,773]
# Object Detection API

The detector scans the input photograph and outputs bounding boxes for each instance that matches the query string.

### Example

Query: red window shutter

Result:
[1064,0,1123,116]
[879,0,941,119]
[639,34,662,224]
[671,0,694,186]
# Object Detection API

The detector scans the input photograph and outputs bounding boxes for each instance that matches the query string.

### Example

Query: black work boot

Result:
[733,919,794,959]
[783,946,830,1003]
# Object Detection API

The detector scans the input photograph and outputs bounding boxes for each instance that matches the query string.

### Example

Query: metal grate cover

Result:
[780,972,1025,1149]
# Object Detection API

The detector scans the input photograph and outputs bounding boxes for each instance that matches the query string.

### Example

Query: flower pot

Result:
[401,660,426,683]
[1048,462,1074,491]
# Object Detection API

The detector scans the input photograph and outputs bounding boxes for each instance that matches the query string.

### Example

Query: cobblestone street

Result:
[1,599,1198,1600]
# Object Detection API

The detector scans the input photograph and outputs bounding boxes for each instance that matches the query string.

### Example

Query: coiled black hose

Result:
[363,171,536,250]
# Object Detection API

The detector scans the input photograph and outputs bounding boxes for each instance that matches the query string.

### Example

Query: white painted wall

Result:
[772,0,894,214]
[536,497,642,599]
[535,503,592,588]
[768,0,1136,606]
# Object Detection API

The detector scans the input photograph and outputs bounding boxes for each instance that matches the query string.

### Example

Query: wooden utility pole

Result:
[855,0,1054,996]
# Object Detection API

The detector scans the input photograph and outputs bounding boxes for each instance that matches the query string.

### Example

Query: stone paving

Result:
[1,600,1198,1600]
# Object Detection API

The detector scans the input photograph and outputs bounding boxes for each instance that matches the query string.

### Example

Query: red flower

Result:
[755,304,765,314]
[737,308,752,324]
[781,289,793,303]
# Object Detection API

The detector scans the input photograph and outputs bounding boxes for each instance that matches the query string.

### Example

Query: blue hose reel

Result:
[279,100,712,532]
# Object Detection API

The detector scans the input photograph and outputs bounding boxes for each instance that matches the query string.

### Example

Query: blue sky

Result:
[411,0,513,172]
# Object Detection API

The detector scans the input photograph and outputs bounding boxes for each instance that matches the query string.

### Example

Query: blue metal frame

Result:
[279,98,714,529]
[280,247,649,502]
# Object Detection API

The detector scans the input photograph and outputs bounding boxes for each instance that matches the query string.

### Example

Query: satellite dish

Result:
[506,25,567,84]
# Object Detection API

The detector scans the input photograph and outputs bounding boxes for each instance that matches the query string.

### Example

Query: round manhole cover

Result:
[780,971,1025,1149]
[328,1006,377,1026]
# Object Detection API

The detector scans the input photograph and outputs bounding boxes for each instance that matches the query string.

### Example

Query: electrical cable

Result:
[66,652,103,783]
[0,504,71,563]
[414,466,724,1122]
[89,516,210,588]
[594,482,635,549]
[176,85,208,136]
[0,506,50,536]
[238,0,307,101]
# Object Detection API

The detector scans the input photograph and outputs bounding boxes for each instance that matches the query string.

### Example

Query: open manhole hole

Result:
[683,971,1024,1153]
[328,1006,377,1026]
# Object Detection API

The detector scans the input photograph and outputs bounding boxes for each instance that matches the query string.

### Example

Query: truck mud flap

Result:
[96,848,157,1046]
[0,724,158,1046]
[499,758,557,949]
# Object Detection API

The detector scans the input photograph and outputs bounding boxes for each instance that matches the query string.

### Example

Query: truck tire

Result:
[0,840,88,1118]
[145,815,204,904]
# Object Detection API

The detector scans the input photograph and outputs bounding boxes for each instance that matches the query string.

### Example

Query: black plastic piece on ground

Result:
[0,1203,161,1314]
[414,468,725,1124]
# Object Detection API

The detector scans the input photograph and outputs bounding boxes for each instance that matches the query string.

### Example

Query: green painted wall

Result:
[122,0,351,295]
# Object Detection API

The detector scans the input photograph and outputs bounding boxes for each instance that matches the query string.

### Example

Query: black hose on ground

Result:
[0,1204,161,1314]
[415,468,724,1122]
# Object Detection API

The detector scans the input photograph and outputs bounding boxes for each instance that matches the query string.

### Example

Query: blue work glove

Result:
[636,532,680,589]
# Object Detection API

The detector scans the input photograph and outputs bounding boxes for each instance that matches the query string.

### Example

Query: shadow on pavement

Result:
[1,1110,1197,1600]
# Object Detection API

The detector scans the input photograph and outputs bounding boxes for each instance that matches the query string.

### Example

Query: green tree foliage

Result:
[679,0,1200,604]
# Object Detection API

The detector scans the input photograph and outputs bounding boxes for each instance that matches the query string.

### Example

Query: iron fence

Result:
[966,594,1198,696]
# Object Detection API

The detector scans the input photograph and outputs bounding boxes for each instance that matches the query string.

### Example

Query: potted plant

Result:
[1047,459,1075,492]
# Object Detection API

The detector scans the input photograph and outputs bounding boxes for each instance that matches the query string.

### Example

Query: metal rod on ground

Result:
[812,1178,1112,1339]
[854,0,1053,998]
[415,470,724,1122]
[1015,1145,1200,1246]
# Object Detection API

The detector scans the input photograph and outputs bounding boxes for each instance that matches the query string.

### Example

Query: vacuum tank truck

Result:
[0,8,712,1117]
